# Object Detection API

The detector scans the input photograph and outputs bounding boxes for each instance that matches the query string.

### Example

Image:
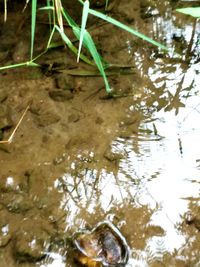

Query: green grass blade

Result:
[62,9,112,93]
[54,25,94,66]
[46,25,55,48]
[105,0,109,10]
[73,26,112,93]
[77,0,89,62]
[0,61,40,71]
[54,0,64,32]
[4,0,7,22]
[39,6,54,11]
[78,0,168,51]
[31,0,37,60]
[89,9,168,51]
[176,7,200,18]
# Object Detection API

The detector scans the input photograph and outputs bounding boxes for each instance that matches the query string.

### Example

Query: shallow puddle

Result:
[0,0,200,267]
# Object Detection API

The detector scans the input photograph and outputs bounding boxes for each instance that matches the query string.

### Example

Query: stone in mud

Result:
[30,99,61,126]
[118,128,134,139]
[0,105,13,129]
[68,113,80,123]
[0,224,11,248]
[14,232,47,262]
[55,74,74,91]
[104,147,124,162]
[34,111,61,127]
[30,102,60,127]
[13,217,54,262]
[0,174,29,193]
[12,40,29,63]
[0,193,33,213]
[49,89,74,102]
[0,232,11,247]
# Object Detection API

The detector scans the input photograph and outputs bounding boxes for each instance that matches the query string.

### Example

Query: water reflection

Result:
[53,89,200,264]
[51,9,200,267]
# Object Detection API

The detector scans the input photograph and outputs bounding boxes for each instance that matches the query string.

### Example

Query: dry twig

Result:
[0,105,29,145]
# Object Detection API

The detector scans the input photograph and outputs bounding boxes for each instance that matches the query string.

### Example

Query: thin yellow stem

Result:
[0,105,29,145]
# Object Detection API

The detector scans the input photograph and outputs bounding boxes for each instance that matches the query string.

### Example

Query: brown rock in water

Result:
[0,223,11,248]
[13,217,54,262]
[55,74,74,91]
[0,193,33,213]
[34,111,61,127]
[0,232,11,248]
[14,231,47,262]
[49,89,74,102]
[74,221,129,267]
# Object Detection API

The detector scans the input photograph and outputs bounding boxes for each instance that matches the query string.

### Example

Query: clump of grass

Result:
[0,0,169,94]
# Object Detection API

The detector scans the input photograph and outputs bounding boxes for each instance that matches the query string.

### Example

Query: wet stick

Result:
[0,105,29,145]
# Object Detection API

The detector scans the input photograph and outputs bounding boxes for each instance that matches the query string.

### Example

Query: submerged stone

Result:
[49,89,74,102]
[55,74,74,91]
[0,193,33,213]
[74,221,129,267]
[13,217,54,262]
[0,224,11,247]
[104,147,124,162]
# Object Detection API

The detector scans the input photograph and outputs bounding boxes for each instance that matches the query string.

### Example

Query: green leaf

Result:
[54,25,94,66]
[62,9,112,93]
[46,0,53,33]
[74,26,112,93]
[39,6,54,11]
[176,7,200,18]
[78,0,168,51]
[0,61,40,71]
[54,0,64,32]
[77,0,90,62]
[31,0,37,60]
[105,0,109,10]
[88,8,168,51]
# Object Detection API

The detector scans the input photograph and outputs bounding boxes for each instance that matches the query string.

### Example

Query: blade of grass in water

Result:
[0,61,40,71]
[75,26,111,93]
[60,67,135,76]
[4,0,7,21]
[77,0,89,62]
[54,0,64,32]
[39,5,95,65]
[62,9,112,93]
[46,0,53,33]
[90,9,168,51]
[54,25,94,66]
[78,0,168,51]
[105,0,109,10]
[31,0,37,60]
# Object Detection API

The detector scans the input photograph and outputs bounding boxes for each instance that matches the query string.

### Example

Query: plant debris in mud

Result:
[0,0,168,94]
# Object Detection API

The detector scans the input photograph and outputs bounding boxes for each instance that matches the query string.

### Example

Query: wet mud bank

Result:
[0,0,200,266]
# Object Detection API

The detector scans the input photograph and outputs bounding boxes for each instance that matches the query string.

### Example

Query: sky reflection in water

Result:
[52,5,200,266]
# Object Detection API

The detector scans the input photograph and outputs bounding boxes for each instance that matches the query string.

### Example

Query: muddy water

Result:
[0,0,200,266]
